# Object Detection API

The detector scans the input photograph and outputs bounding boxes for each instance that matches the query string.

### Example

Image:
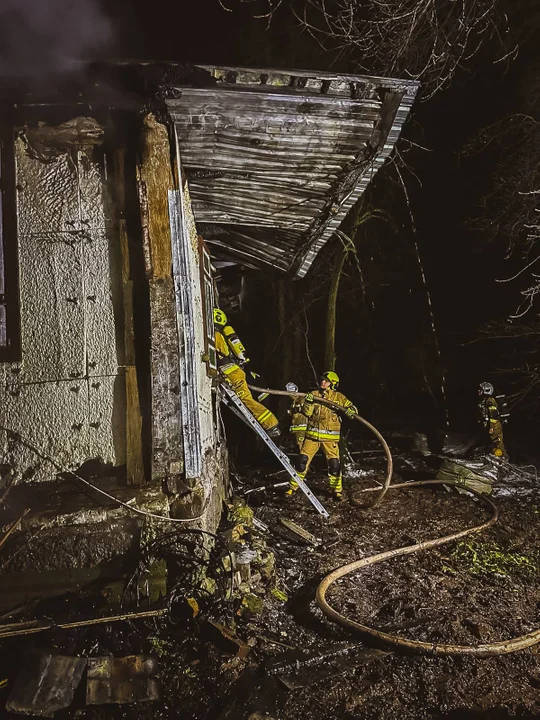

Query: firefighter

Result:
[286,371,357,501]
[214,308,280,437]
[285,382,307,450]
[477,381,507,459]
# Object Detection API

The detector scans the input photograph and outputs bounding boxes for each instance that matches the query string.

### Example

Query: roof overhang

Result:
[168,65,419,278]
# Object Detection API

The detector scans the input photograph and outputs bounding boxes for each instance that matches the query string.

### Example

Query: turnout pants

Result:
[489,420,507,458]
[224,366,279,432]
[289,438,342,494]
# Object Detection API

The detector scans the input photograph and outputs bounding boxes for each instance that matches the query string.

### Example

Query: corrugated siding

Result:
[168,66,419,277]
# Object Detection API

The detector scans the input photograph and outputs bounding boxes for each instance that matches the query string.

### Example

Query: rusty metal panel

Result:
[168,66,419,276]
[86,655,159,705]
[17,232,86,382]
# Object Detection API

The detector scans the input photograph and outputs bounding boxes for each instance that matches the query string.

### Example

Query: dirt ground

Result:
[3,442,540,719]
[237,446,540,720]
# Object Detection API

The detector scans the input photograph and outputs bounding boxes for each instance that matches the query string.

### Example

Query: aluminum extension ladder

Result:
[220,382,329,518]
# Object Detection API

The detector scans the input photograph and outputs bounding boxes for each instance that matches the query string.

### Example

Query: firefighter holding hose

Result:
[214,308,280,438]
[286,371,357,501]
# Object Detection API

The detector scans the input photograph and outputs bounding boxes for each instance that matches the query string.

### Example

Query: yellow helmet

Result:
[321,370,339,389]
[213,308,227,326]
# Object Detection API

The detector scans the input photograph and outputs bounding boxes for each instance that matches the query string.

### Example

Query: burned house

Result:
[0,64,418,610]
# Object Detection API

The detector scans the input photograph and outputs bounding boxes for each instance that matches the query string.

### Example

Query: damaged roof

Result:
[167,65,419,277]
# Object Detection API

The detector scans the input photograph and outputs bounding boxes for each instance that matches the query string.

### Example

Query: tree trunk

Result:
[324,242,347,371]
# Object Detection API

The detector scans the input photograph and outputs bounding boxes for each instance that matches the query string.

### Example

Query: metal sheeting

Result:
[168,66,418,277]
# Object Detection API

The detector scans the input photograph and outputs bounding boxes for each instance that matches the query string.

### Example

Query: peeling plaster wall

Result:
[0,122,126,485]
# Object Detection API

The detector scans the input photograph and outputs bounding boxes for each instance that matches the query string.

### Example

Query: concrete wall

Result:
[0,119,126,485]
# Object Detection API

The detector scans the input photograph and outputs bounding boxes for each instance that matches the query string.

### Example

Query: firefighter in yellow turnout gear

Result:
[286,382,307,450]
[286,371,357,501]
[214,309,280,438]
[477,381,507,459]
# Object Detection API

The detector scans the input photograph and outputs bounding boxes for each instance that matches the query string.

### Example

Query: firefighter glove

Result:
[345,406,356,418]
[305,392,314,403]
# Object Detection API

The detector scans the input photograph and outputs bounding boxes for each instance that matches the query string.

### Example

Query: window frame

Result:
[0,124,21,362]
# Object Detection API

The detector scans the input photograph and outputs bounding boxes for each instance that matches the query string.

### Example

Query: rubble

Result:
[437,457,499,494]
[218,497,278,610]
[203,620,251,658]
[86,655,160,705]
[6,652,86,716]
[279,517,321,547]
[266,644,390,690]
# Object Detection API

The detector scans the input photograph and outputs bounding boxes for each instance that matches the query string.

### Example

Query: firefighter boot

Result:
[285,471,306,497]
[329,473,343,501]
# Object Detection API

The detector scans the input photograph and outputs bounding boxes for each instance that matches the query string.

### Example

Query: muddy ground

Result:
[3,441,540,719]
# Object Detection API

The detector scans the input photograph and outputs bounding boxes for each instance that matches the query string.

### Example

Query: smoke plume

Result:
[0,0,112,77]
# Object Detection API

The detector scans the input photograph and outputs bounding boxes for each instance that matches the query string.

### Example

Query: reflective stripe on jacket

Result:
[302,388,356,442]
[289,400,307,434]
[478,396,500,429]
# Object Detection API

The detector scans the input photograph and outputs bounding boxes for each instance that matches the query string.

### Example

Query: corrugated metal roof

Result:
[167,66,419,277]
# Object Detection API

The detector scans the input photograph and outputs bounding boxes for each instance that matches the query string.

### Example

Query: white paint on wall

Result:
[0,130,125,485]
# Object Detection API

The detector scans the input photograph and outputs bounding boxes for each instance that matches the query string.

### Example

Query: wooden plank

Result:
[125,365,144,486]
[114,146,145,487]
[138,114,174,279]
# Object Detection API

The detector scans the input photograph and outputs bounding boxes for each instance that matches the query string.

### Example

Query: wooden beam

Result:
[138,114,174,279]
[114,149,145,486]
[136,114,184,485]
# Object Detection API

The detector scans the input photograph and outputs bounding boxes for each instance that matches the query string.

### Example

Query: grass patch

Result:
[444,539,540,578]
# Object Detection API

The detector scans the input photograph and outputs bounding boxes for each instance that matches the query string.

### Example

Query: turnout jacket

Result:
[477,396,500,430]
[289,398,308,434]
[301,388,357,442]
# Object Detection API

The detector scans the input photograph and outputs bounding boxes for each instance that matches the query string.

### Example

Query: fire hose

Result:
[248,385,540,657]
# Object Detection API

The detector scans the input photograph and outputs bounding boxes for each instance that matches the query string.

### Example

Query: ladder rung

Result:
[220,383,329,518]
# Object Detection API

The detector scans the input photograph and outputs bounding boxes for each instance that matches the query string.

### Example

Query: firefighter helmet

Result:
[213,308,227,326]
[479,381,494,396]
[285,382,298,393]
[321,371,339,389]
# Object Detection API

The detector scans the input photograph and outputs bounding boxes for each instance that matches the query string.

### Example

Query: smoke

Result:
[0,0,112,77]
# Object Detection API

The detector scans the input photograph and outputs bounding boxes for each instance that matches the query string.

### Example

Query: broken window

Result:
[0,125,20,361]
[199,236,217,376]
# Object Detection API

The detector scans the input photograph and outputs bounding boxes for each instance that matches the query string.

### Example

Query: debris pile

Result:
[6,651,160,715]
[220,497,284,615]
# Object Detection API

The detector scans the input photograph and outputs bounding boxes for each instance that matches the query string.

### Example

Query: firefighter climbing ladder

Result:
[220,383,330,518]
